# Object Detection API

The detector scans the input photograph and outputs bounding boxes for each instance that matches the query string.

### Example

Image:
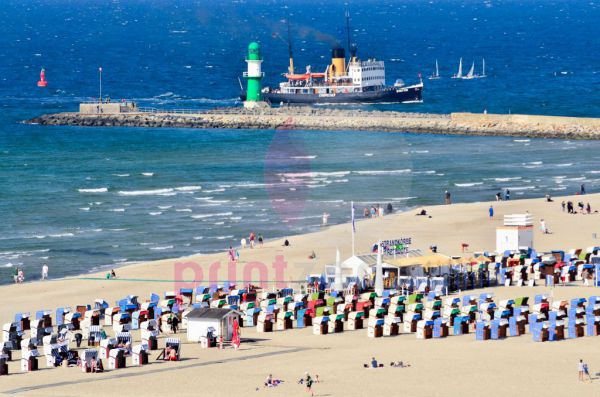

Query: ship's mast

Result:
[286,14,294,75]
[345,11,357,64]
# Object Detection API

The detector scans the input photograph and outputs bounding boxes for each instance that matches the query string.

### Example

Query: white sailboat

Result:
[462,61,475,79]
[451,57,463,79]
[428,59,440,80]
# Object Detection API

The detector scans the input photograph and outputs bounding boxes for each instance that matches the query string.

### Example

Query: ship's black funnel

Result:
[332,47,345,59]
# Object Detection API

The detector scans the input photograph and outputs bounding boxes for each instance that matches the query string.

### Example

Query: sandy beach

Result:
[2,193,600,396]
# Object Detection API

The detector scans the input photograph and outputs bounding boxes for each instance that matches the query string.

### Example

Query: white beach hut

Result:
[185,308,241,343]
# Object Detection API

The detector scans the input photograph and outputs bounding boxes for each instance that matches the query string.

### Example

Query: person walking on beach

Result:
[304,372,314,396]
[240,238,247,249]
[561,201,566,212]
[583,362,592,382]
[13,267,18,284]
[258,233,264,247]
[505,189,511,201]
[444,190,451,205]
[249,232,255,249]
[579,359,585,381]
[322,212,329,226]
[586,203,591,214]
[41,264,49,280]
[170,314,179,334]
[581,184,586,195]
[489,205,494,219]
[540,219,548,234]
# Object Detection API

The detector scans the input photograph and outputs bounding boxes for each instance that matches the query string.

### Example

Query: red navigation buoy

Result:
[37,68,48,87]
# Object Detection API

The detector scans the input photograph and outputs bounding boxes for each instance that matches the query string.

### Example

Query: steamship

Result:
[260,46,423,105]
[241,14,423,105]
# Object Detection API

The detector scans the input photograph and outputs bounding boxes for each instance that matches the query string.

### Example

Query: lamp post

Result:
[99,66,103,103]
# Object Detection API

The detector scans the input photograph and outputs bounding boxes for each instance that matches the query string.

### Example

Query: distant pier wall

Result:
[27,108,600,140]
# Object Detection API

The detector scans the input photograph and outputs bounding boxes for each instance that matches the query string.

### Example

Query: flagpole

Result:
[99,66,103,103]
[351,201,355,256]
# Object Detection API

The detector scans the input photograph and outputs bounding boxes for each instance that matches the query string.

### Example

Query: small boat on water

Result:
[462,61,476,80]
[452,58,487,80]
[428,59,440,80]
[479,58,487,78]
[451,57,463,79]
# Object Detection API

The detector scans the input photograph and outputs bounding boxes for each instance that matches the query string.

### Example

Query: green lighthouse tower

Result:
[243,42,266,108]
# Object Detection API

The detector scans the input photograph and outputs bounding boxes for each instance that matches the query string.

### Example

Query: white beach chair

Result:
[132,344,148,366]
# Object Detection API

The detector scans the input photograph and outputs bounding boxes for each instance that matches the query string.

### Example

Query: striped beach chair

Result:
[88,325,102,346]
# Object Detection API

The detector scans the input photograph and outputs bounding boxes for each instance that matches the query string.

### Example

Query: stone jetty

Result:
[27,107,600,139]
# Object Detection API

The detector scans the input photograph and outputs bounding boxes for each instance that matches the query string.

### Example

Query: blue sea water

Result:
[1,0,599,283]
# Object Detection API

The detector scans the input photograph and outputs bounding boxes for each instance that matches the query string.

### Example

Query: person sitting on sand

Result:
[308,251,316,259]
[264,374,282,388]
[111,269,116,278]
[371,357,378,368]
[390,361,411,368]
[416,209,428,216]
[284,239,290,247]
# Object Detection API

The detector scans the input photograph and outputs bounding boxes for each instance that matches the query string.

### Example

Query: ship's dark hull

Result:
[241,84,423,105]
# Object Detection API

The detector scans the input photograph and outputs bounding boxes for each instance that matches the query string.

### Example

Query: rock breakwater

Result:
[27,108,600,139]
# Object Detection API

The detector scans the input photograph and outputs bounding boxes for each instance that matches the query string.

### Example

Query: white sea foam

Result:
[141,172,154,177]
[114,174,130,177]
[454,182,484,187]
[494,177,522,182]
[158,206,172,210]
[281,171,350,178]
[215,235,234,240]
[191,212,233,219]
[118,188,173,196]
[79,207,90,211]
[150,245,173,250]
[555,163,573,167]
[49,233,74,238]
[291,155,317,159]
[214,221,225,225]
[389,196,417,201]
[353,169,411,175]
[413,170,437,175]
[193,236,204,240]
[206,199,230,204]
[175,186,202,192]
[109,208,126,212]
[78,188,108,193]
[149,212,162,216]
[587,171,600,174]
[176,208,192,212]
[2,263,14,268]
[364,153,374,157]
[203,188,226,193]
[513,139,530,143]
[504,186,536,191]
